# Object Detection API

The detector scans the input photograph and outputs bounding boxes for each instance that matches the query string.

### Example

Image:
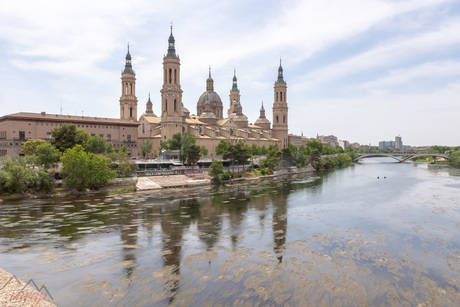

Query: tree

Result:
[140,140,153,159]
[234,141,251,172]
[162,133,197,164]
[306,140,323,153]
[265,145,281,171]
[281,145,293,167]
[51,123,78,152]
[310,148,321,170]
[61,145,116,191]
[322,145,336,155]
[75,129,91,146]
[1,156,37,193]
[107,151,139,177]
[21,139,46,156]
[336,146,344,154]
[451,150,460,168]
[200,145,209,157]
[84,135,107,154]
[209,159,223,182]
[216,139,235,171]
[187,144,202,165]
[36,143,61,170]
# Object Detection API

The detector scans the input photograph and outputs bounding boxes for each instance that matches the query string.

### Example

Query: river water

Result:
[1,158,460,306]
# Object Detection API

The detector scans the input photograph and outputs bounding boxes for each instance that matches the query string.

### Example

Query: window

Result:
[127,135,131,142]
[36,123,38,125]
[277,92,279,102]
[19,131,25,140]
[91,134,95,137]
[47,132,51,139]
[130,83,132,95]
[174,100,177,111]
[276,116,279,123]
[169,69,172,84]
[142,123,145,133]
[283,116,285,124]
[46,123,49,126]
[130,108,132,117]
[107,134,111,141]
[99,134,103,138]
[41,123,43,126]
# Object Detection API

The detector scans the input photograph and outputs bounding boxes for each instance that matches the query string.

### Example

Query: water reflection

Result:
[1,161,460,306]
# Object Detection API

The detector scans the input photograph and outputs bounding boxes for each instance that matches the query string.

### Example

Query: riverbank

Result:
[0,268,56,307]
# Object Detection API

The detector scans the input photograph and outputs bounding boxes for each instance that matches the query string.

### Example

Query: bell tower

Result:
[120,44,138,121]
[272,59,288,148]
[228,69,241,116]
[160,25,183,141]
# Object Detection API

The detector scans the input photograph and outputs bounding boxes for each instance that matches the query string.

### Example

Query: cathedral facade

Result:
[130,28,289,158]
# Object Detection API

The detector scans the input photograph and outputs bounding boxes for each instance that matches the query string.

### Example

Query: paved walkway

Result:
[136,175,210,190]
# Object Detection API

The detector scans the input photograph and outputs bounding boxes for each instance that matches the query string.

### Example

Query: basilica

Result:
[121,27,291,158]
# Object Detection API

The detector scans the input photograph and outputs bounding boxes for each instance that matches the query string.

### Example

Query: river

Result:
[1,158,460,306]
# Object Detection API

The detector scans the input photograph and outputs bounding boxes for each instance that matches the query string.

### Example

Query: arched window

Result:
[169,69,172,84]
[276,115,279,123]
[280,92,283,102]
[142,123,145,133]
[276,92,279,102]
[130,84,132,95]
[217,110,219,116]
[165,99,167,111]
[130,107,132,118]
[174,69,177,84]
[125,83,128,95]
[283,116,285,123]
[174,100,177,111]
[164,69,167,84]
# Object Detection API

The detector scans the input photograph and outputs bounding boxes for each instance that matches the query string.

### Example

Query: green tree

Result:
[51,123,78,153]
[140,139,153,159]
[107,151,139,177]
[216,139,235,171]
[336,146,344,154]
[451,150,460,168]
[306,139,323,153]
[1,156,37,193]
[200,145,209,157]
[84,135,108,154]
[36,143,61,170]
[179,133,196,164]
[265,145,281,171]
[310,148,322,170]
[281,145,294,167]
[106,142,115,154]
[322,145,336,155]
[119,145,128,154]
[209,159,223,182]
[260,145,268,155]
[187,144,202,165]
[61,145,116,191]
[234,141,251,172]
[21,139,46,156]
[75,129,91,146]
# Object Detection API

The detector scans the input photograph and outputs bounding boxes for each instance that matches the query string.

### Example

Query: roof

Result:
[1,112,139,126]
[142,116,162,124]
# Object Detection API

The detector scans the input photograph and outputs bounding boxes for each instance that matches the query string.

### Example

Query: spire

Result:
[166,24,177,58]
[232,68,239,91]
[276,57,285,84]
[123,43,134,74]
[260,101,265,111]
[206,66,214,91]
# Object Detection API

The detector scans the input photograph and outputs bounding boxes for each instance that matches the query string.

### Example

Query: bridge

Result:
[354,153,450,163]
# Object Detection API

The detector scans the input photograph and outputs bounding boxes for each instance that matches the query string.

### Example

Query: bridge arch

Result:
[353,154,402,163]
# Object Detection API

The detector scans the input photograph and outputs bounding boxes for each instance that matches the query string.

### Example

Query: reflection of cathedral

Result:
[124,27,289,158]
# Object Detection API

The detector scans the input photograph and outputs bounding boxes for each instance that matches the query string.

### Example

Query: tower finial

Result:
[209,65,211,78]
[171,23,173,34]
[128,42,130,53]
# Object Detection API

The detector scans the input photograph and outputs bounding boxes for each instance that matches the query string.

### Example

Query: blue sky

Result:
[1,0,459,146]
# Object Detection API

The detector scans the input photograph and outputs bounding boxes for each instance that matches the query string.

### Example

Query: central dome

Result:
[198,91,222,105]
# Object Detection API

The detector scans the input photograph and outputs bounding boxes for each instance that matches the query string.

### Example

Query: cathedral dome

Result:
[200,112,217,119]
[230,113,248,122]
[198,91,222,105]
[255,117,270,124]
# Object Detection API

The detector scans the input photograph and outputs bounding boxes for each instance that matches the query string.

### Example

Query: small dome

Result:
[237,104,242,109]
[205,100,210,105]
[255,118,270,124]
[182,106,189,112]
[200,112,217,119]
[230,113,248,122]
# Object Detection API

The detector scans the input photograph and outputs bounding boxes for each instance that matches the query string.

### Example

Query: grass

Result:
[107,188,136,194]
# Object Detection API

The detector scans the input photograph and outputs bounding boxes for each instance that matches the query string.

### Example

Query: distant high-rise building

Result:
[395,135,403,150]
[379,140,395,149]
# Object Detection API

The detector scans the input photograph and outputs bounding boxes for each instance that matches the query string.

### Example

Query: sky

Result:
[1,0,459,147]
